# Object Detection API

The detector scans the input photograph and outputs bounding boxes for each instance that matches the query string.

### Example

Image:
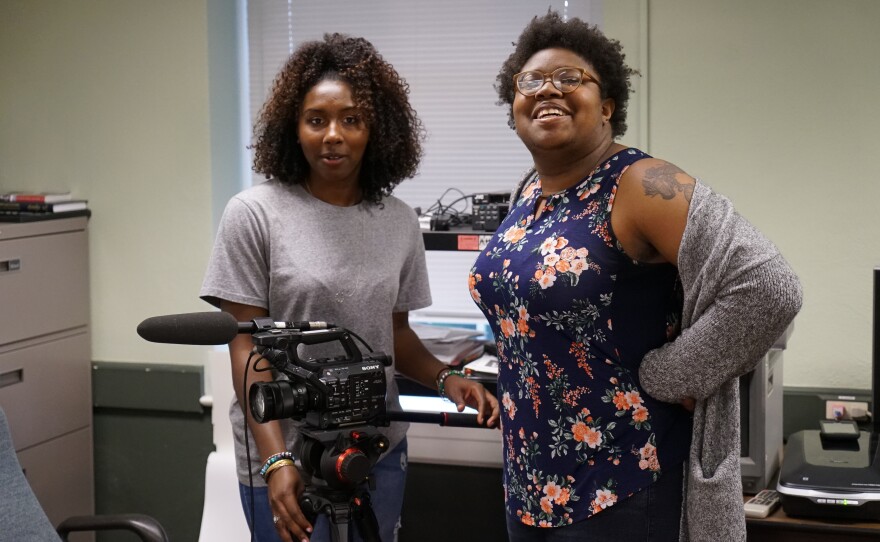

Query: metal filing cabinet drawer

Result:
[0,331,91,450]
[0,223,89,345]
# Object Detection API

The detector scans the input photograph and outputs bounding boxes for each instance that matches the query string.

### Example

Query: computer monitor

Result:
[873,267,879,436]
[739,347,785,494]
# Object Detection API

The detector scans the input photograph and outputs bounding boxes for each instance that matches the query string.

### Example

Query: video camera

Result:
[136,311,483,432]
[137,310,488,540]
[137,311,395,493]
[241,320,395,505]
[246,322,392,430]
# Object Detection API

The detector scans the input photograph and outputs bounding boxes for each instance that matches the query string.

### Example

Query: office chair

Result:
[0,406,169,542]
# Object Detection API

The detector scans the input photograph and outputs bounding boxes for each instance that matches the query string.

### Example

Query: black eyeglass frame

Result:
[513,66,602,97]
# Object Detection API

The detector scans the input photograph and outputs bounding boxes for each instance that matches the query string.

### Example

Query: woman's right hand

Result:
[267,465,313,542]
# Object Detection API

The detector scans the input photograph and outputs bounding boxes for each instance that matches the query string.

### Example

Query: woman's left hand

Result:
[681,397,696,412]
[443,376,500,428]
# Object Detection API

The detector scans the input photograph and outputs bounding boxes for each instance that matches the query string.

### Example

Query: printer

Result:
[777,267,880,521]
[777,429,880,520]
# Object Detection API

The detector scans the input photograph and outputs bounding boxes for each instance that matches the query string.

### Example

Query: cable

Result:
[348,329,374,353]
[421,189,482,230]
[242,350,259,542]
[420,188,478,219]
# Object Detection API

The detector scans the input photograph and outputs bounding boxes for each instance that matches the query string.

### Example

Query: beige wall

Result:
[639,0,880,388]
[0,0,215,366]
[2,0,878,388]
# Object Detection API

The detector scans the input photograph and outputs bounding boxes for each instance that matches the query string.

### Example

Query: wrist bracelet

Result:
[263,458,295,482]
[435,365,451,383]
[435,367,451,394]
[259,451,294,479]
[437,369,465,400]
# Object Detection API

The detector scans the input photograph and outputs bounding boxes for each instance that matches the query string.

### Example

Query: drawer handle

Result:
[0,258,21,273]
[0,368,23,388]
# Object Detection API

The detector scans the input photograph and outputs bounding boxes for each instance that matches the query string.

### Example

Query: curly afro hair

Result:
[496,11,637,139]
[252,33,424,205]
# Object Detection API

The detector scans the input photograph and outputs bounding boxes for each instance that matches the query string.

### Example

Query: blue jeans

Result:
[506,461,684,542]
[239,438,408,542]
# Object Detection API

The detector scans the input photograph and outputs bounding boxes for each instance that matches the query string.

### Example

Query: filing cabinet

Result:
[0,216,94,533]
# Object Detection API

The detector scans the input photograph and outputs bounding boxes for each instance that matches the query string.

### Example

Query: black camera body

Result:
[248,327,391,430]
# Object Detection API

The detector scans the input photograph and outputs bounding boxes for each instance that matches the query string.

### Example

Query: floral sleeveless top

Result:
[469,148,692,527]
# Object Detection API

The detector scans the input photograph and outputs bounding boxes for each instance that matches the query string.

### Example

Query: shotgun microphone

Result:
[136,312,335,345]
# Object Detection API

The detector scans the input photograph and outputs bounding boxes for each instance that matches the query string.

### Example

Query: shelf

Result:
[0,209,91,223]
[422,228,496,251]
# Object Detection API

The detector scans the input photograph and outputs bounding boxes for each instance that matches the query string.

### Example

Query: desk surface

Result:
[745,495,880,541]
[398,376,880,539]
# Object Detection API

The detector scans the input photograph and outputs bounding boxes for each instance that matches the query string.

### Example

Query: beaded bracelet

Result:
[263,458,295,482]
[437,368,465,400]
[435,367,451,393]
[259,451,294,480]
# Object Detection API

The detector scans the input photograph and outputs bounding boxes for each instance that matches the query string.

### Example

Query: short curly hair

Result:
[496,11,637,138]
[252,33,424,205]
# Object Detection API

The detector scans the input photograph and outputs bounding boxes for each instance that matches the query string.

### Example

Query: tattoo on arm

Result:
[642,163,694,202]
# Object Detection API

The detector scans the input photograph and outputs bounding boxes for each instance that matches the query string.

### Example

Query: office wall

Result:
[1,0,878,390]
[637,0,880,388]
[0,0,217,367]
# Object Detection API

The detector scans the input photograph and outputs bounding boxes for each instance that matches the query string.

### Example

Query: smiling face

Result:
[512,48,614,160]
[297,78,370,188]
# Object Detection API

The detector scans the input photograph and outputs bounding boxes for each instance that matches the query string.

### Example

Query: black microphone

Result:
[136,312,336,345]
[137,312,239,345]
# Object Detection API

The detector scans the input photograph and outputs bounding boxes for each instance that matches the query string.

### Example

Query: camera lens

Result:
[249,381,314,423]
[252,392,267,422]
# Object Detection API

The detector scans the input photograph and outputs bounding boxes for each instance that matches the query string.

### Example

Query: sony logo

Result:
[362,364,381,370]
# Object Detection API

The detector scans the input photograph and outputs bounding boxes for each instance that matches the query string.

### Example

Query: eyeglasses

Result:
[513,67,601,97]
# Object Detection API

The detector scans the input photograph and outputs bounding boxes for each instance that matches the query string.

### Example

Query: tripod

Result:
[296,425,389,542]
[294,411,486,541]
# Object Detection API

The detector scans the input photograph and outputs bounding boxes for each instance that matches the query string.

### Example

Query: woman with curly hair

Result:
[201,33,499,542]
[469,11,801,541]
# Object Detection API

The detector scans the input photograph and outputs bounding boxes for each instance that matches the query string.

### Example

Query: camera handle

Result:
[252,327,366,369]
[294,329,364,370]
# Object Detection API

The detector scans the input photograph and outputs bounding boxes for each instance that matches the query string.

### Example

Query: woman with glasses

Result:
[201,33,499,542]
[469,11,801,541]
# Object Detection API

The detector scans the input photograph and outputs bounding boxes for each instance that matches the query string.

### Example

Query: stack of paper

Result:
[463,355,499,375]
[411,323,485,366]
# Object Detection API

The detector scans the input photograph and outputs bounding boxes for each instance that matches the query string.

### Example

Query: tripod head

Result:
[297,425,389,491]
[293,425,388,542]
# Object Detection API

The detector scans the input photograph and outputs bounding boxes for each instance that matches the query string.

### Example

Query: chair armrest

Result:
[56,513,169,542]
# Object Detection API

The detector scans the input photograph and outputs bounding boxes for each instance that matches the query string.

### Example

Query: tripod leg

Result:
[328,521,348,542]
[351,492,381,542]
[303,493,356,542]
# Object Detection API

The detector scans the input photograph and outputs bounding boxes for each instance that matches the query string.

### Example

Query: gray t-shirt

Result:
[200,179,432,485]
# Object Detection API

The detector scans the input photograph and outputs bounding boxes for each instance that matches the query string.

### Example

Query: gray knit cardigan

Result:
[639,181,802,541]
